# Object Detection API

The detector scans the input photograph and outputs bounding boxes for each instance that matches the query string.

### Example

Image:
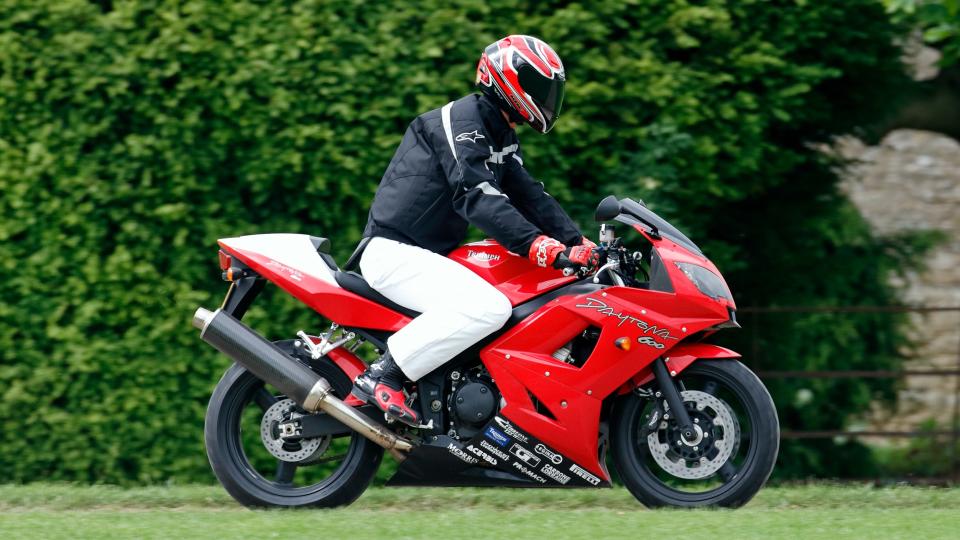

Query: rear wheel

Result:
[204,347,382,508]
[611,360,779,508]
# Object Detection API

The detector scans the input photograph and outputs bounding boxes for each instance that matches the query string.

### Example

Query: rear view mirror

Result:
[595,196,622,222]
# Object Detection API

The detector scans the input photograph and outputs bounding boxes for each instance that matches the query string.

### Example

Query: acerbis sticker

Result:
[465,444,498,466]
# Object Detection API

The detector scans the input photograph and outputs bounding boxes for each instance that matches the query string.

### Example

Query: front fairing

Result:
[611,198,735,313]
[645,230,736,313]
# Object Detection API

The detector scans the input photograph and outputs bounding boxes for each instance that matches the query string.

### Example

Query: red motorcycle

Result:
[193,196,779,508]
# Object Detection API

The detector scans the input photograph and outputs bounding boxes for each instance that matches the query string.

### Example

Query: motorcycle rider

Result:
[352,35,597,425]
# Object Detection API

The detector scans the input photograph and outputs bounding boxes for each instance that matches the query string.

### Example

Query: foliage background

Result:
[0,0,929,483]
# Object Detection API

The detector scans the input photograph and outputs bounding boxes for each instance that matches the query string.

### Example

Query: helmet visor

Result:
[517,64,564,133]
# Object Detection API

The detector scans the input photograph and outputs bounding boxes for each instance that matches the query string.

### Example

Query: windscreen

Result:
[615,199,704,257]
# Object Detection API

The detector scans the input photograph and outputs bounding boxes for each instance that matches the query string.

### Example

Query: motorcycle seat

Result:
[334,271,421,319]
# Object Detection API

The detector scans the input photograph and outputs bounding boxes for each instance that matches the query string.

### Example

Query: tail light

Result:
[219,250,232,271]
[219,249,254,281]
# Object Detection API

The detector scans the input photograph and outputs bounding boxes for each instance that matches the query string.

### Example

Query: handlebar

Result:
[553,248,602,277]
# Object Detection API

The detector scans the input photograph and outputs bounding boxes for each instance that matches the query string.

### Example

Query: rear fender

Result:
[307,340,368,407]
[256,338,369,408]
[617,343,741,394]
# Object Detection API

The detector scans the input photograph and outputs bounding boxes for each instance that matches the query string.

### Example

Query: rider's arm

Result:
[438,112,544,256]
[501,144,584,247]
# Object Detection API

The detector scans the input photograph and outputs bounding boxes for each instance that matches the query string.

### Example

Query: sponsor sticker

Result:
[484,426,510,447]
[447,443,479,465]
[493,417,530,443]
[534,443,563,465]
[465,445,498,466]
[509,443,541,468]
[569,464,602,486]
[480,440,510,461]
[541,463,571,485]
[511,461,546,484]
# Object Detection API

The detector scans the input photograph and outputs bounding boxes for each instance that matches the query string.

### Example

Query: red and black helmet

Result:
[476,35,565,134]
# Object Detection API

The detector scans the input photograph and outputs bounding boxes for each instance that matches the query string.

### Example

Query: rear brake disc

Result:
[260,398,331,463]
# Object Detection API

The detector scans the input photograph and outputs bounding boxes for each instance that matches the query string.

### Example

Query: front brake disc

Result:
[646,390,740,480]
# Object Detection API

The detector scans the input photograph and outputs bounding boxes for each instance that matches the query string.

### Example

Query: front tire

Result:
[204,348,383,508]
[611,360,779,508]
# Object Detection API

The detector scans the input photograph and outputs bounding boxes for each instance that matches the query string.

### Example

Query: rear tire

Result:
[611,360,779,508]
[205,347,383,508]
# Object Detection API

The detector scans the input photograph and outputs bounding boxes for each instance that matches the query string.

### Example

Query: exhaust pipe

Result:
[193,307,414,455]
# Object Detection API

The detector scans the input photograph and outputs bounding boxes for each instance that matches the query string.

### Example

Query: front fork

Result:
[651,357,697,441]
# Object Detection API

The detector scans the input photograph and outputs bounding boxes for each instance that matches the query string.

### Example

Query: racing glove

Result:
[528,235,566,268]
[564,240,600,269]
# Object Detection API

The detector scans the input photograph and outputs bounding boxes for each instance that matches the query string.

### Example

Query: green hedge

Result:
[0,0,925,483]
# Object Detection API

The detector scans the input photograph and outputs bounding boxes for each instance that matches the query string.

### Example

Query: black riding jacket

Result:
[363,94,583,256]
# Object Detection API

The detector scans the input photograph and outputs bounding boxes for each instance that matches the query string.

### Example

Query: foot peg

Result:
[382,414,434,430]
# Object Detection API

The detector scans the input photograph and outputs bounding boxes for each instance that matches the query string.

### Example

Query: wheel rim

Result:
[646,390,740,480]
[630,367,763,499]
[220,371,365,497]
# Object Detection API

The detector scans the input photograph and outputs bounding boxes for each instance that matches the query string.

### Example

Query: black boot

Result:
[352,353,420,426]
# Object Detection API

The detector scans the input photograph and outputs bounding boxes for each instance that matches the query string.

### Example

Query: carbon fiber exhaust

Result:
[193,307,414,455]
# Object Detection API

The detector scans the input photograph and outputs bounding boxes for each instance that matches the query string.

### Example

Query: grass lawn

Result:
[0,484,958,539]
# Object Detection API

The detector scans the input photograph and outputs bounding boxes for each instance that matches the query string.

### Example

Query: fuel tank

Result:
[447,240,577,306]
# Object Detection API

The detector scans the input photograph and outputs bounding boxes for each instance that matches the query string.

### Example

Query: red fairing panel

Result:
[219,234,411,332]
[623,343,741,391]
[448,240,577,306]
[482,231,735,480]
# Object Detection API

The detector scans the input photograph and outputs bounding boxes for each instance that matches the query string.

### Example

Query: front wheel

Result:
[611,359,779,508]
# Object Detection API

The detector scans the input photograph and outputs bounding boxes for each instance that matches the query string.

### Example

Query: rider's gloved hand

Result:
[528,235,566,268]
[562,241,600,270]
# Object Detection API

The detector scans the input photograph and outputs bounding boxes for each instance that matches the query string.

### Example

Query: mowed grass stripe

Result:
[0,484,958,510]
[0,507,958,540]
[1,486,959,539]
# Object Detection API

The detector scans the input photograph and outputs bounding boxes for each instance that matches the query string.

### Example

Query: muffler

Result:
[193,307,414,455]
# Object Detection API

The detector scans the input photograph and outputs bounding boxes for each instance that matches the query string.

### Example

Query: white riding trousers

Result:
[358,237,512,380]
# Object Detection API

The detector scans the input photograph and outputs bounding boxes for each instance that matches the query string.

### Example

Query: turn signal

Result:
[223,267,248,282]
[614,337,631,351]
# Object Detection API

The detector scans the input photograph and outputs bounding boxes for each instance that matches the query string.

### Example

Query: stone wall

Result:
[838,130,960,431]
